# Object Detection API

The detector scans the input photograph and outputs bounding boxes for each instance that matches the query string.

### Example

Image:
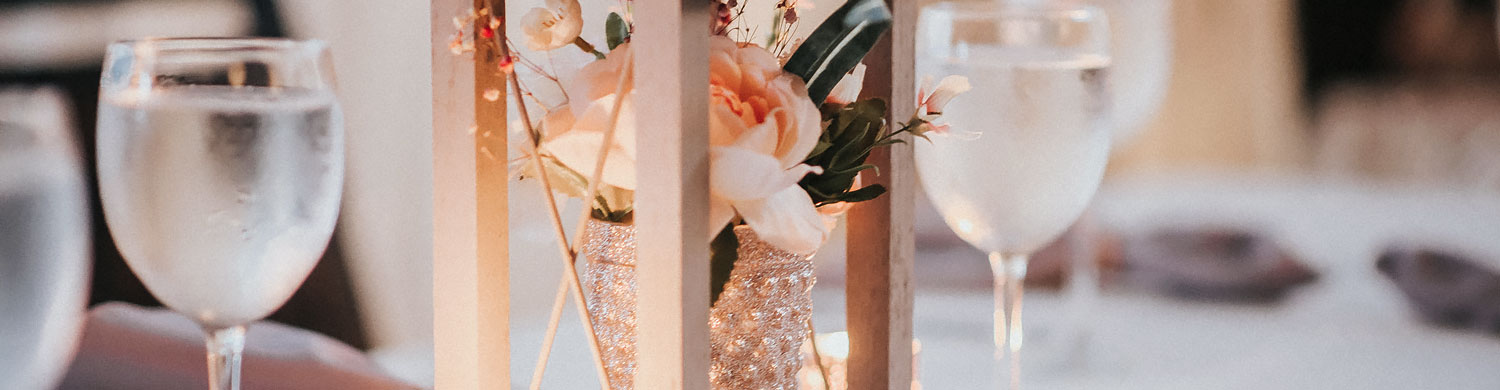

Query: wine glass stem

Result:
[205,325,246,390]
[990,252,1028,390]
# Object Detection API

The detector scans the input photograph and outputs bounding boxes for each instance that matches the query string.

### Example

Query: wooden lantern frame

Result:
[431,0,915,388]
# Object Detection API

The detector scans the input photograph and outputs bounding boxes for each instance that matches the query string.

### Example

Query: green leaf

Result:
[605,13,629,50]
[829,163,878,176]
[800,98,899,206]
[834,183,886,203]
[782,0,892,103]
[806,140,833,160]
[709,223,739,306]
[804,185,836,200]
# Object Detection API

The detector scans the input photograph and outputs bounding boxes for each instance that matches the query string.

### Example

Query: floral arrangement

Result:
[454,0,968,305]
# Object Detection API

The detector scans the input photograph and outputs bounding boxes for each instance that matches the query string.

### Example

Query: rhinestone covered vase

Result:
[581,219,818,390]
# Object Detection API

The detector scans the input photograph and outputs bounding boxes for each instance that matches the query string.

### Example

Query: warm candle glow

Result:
[819,331,851,360]
[799,332,920,390]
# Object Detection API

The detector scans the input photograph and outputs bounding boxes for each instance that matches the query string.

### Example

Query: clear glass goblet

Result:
[916,3,1112,388]
[0,87,92,390]
[1094,0,1173,143]
[97,38,344,390]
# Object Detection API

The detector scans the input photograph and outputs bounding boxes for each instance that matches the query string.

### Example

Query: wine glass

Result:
[1055,0,1172,361]
[0,87,92,390]
[916,3,1111,389]
[96,38,344,390]
[1092,0,1170,141]
[1096,0,1172,143]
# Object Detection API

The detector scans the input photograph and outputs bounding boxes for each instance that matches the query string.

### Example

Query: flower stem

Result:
[510,50,614,390]
[573,37,605,59]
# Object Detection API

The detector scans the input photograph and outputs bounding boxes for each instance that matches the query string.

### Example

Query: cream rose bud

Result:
[521,0,584,51]
[540,37,831,253]
[918,74,972,115]
[825,64,866,105]
[912,74,972,138]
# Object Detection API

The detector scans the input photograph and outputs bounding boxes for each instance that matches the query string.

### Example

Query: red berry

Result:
[498,56,515,73]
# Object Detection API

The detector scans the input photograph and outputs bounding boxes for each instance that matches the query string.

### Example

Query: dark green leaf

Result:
[833,184,886,203]
[782,0,893,102]
[709,223,739,306]
[806,140,833,161]
[829,163,878,176]
[804,184,836,200]
[605,13,629,50]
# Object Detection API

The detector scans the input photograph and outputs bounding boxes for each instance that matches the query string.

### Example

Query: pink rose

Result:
[543,36,829,253]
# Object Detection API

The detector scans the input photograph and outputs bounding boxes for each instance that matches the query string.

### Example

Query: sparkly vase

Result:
[582,219,818,390]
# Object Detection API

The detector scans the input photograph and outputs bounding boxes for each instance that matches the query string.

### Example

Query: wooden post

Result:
[432,0,508,388]
[632,1,713,389]
[846,0,916,388]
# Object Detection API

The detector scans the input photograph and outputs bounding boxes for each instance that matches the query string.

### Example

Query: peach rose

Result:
[543,36,829,253]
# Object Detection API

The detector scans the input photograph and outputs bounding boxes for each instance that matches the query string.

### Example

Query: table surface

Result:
[508,174,1500,389]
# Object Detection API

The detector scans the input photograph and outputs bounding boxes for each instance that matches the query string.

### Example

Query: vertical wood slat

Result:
[432,0,508,388]
[632,1,713,389]
[846,0,917,388]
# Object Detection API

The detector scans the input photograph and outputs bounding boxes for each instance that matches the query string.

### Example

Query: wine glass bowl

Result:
[97,38,343,390]
[1096,0,1172,143]
[916,2,1112,257]
[916,3,1112,388]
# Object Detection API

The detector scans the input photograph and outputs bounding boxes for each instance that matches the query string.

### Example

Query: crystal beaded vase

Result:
[582,219,818,390]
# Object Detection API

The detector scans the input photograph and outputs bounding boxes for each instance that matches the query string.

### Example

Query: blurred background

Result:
[4,0,1500,388]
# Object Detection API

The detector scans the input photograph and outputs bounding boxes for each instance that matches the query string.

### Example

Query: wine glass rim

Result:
[108,37,328,53]
[924,1,1103,19]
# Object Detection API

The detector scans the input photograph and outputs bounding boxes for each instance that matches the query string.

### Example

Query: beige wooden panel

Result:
[631,1,713,388]
[846,0,917,388]
[432,0,508,388]
[1109,0,1308,175]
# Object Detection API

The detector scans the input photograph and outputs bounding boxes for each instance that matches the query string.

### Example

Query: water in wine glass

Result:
[916,48,1112,257]
[917,4,1112,388]
[97,85,343,330]
[0,132,91,390]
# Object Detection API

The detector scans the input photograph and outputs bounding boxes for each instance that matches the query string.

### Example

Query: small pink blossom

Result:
[917,75,971,115]
[912,75,971,138]
[825,63,866,105]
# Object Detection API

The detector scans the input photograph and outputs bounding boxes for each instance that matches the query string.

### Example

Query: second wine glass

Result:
[96,38,344,390]
[0,87,92,390]
[916,3,1112,389]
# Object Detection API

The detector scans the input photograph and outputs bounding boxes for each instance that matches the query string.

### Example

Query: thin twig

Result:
[509,48,615,390]
[531,45,635,390]
[513,75,554,118]
[806,319,833,390]
[569,49,634,255]
[543,52,571,103]
[529,273,572,388]
[508,40,559,82]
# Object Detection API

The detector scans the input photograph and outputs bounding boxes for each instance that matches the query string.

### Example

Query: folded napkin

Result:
[1378,246,1500,334]
[1119,228,1318,303]
[58,303,418,390]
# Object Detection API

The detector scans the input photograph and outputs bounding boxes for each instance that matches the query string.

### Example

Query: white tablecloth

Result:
[509,174,1500,389]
